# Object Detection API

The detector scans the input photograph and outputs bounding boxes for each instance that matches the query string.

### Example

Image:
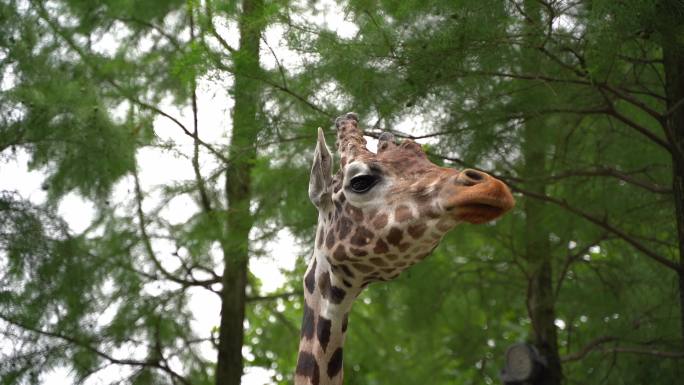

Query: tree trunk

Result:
[216,1,264,384]
[660,9,684,350]
[521,1,563,384]
[522,128,563,385]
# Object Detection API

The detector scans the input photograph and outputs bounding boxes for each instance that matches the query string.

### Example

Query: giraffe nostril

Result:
[463,169,486,182]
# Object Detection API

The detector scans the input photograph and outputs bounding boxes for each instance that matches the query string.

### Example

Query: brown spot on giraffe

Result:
[296,351,320,385]
[301,304,315,339]
[327,348,343,378]
[325,229,335,249]
[304,260,316,294]
[373,238,389,254]
[386,227,403,246]
[316,316,332,352]
[394,205,413,222]
[340,265,355,279]
[372,213,388,230]
[318,271,331,298]
[350,226,374,247]
[342,313,349,333]
[407,223,427,239]
[345,204,364,222]
[329,286,346,304]
[332,245,347,261]
[337,216,353,240]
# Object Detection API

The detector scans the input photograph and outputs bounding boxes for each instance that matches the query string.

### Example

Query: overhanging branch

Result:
[562,336,684,362]
[506,182,680,272]
[0,314,191,385]
[133,168,221,289]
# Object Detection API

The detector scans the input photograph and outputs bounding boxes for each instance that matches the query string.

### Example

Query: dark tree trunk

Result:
[661,10,684,350]
[520,1,563,384]
[522,128,563,385]
[215,1,264,384]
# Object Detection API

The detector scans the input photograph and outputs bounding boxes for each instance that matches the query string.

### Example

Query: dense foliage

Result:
[1,1,683,385]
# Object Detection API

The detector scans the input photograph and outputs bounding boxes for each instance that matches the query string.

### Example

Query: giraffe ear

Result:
[309,127,333,208]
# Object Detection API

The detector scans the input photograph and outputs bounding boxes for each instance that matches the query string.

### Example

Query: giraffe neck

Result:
[295,244,361,385]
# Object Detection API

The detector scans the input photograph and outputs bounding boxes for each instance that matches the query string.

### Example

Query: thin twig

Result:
[247,291,302,302]
[0,314,191,385]
[506,182,680,272]
[133,167,220,288]
[188,3,214,212]
[33,1,230,165]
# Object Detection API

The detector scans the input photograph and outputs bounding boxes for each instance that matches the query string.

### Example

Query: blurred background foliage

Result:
[1,0,683,384]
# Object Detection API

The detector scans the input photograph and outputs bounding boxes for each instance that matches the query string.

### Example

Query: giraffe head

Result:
[309,113,515,287]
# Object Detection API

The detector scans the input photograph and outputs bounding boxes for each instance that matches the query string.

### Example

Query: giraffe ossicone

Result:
[296,113,515,385]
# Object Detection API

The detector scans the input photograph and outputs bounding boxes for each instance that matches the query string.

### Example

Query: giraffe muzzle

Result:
[444,169,515,224]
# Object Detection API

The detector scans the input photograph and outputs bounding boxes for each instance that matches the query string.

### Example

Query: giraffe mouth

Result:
[453,201,508,224]
[445,175,516,224]
[448,185,515,224]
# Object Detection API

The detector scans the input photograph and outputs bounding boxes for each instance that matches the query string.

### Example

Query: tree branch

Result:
[666,96,684,117]
[555,234,611,298]
[133,167,221,289]
[600,83,665,124]
[505,181,681,272]
[562,336,618,362]
[202,0,238,53]
[605,346,684,359]
[455,68,672,153]
[537,42,666,123]
[246,291,302,302]
[0,314,191,385]
[598,88,672,153]
[33,1,231,165]
[114,16,182,51]
[562,336,684,362]
[534,167,672,194]
[188,5,213,213]
[200,40,334,119]
[426,152,677,272]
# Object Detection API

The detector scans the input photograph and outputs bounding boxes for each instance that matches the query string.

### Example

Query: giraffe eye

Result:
[349,175,379,193]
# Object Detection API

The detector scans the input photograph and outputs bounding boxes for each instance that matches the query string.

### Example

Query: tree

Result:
[244,1,684,383]
[0,0,325,384]
[216,0,265,384]
[659,0,684,344]
[2,1,684,384]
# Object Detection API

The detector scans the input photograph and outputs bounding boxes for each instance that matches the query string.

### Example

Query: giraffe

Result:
[295,113,515,385]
